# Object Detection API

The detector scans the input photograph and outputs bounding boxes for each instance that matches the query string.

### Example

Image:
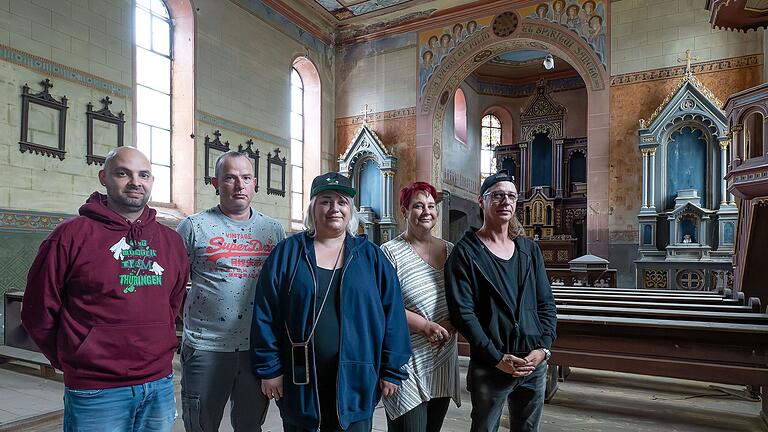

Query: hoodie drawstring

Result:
[127,221,143,244]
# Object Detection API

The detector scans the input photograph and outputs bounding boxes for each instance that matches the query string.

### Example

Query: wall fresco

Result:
[418,17,492,95]
[417,1,606,97]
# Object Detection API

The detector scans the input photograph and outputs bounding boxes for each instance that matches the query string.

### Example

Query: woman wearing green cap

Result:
[251,172,412,432]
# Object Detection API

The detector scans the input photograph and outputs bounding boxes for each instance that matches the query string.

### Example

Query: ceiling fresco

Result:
[476,52,579,82]
[312,0,421,20]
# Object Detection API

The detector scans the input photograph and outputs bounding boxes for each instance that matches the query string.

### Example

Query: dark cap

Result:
[479,170,516,196]
[310,172,356,198]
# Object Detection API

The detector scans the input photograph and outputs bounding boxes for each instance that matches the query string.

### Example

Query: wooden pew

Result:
[552,292,744,305]
[548,315,768,423]
[556,304,768,324]
[553,288,727,298]
[553,285,730,296]
[554,298,760,312]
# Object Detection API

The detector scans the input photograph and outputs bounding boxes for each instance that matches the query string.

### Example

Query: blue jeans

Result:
[63,374,176,432]
[467,361,547,432]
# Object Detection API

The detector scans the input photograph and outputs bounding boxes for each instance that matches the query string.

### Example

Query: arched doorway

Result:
[416,14,609,256]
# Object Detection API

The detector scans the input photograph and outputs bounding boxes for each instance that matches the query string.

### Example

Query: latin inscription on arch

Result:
[519,23,603,91]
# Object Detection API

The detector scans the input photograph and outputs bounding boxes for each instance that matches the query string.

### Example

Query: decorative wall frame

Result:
[203,130,230,185]
[85,96,125,165]
[19,78,68,160]
[266,148,286,197]
[238,139,260,193]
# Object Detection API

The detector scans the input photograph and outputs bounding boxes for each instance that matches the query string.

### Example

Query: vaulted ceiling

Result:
[258,0,537,40]
[472,50,580,84]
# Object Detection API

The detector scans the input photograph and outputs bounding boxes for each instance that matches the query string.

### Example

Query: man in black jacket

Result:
[445,170,557,432]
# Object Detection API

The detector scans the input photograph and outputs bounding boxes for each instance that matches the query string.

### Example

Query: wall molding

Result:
[0,44,131,98]
[466,74,586,98]
[610,54,763,87]
[335,106,416,127]
[0,209,71,233]
[196,111,289,147]
[609,229,639,244]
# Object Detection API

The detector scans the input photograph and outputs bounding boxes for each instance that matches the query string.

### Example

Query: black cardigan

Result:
[445,230,557,367]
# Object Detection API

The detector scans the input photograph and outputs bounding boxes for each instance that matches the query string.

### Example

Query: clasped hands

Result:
[422,319,455,348]
[261,376,400,400]
[495,350,546,377]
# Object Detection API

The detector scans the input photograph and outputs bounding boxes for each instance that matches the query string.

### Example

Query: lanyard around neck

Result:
[286,242,344,346]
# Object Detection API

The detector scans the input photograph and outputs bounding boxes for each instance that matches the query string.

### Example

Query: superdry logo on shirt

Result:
[205,232,275,278]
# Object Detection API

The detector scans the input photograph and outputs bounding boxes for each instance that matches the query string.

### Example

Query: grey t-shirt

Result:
[177,206,285,351]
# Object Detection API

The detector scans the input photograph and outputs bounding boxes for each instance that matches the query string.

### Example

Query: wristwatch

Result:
[538,347,552,361]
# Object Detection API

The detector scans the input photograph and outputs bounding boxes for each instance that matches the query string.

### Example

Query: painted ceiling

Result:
[474,52,579,83]
[312,0,415,20]
[493,50,549,63]
[298,0,531,23]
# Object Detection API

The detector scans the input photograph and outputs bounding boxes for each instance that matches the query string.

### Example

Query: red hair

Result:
[399,181,438,210]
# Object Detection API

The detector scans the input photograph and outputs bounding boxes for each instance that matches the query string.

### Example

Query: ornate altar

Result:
[495,81,588,256]
[338,124,398,244]
[635,65,735,291]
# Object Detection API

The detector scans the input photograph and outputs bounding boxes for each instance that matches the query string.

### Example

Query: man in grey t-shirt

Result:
[177,151,285,432]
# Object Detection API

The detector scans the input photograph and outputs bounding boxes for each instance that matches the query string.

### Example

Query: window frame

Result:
[134,0,174,204]
[481,113,502,181]
[290,66,305,231]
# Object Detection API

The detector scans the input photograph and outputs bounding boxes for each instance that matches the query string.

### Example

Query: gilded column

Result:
[555,138,563,198]
[648,148,656,209]
[720,139,729,205]
[732,125,744,164]
[641,149,649,208]
[379,170,397,243]
[519,143,528,200]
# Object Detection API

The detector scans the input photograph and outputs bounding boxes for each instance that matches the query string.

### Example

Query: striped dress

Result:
[381,234,461,420]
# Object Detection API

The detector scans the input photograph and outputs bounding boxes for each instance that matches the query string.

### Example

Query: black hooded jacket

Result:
[445,229,557,367]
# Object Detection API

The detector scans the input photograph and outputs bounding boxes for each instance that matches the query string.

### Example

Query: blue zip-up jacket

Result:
[251,232,412,430]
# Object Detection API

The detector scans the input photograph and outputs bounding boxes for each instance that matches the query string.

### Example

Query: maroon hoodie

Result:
[22,192,189,389]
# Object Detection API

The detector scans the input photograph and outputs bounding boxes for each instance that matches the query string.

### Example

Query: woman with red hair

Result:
[381,182,460,432]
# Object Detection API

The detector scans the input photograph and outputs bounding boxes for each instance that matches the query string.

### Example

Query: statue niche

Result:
[495,80,587,266]
[635,70,735,291]
[338,124,397,244]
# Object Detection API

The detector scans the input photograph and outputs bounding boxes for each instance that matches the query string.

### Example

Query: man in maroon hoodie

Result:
[22,146,189,431]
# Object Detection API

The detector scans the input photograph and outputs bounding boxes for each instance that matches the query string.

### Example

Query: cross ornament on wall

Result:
[361,104,374,124]
[678,49,699,76]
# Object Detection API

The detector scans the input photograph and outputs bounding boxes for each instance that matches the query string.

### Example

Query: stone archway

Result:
[416,15,610,256]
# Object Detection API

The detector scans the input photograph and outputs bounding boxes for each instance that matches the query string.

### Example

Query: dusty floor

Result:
[2,357,765,432]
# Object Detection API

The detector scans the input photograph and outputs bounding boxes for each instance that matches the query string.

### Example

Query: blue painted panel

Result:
[531,133,552,187]
[680,217,697,243]
[501,158,518,185]
[359,159,382,217]
[666,127,707,209]
[643,225,652,245]
[570,152,587,183]
[723,222,734,245]
[495,50,548,63]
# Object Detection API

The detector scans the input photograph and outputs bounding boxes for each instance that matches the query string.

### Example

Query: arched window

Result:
[454,88,467,144]
[481,114,501,181]
[135,0,172,203]
[290,57,322,231]
[290,67,304,231]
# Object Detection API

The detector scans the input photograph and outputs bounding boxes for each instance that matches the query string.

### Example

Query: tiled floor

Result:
[2,357,766,431]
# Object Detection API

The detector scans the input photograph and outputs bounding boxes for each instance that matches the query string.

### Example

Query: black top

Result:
[444,230,558,366]
[314,266,342,428]
[314,266,341,366]
[484,247,525,312]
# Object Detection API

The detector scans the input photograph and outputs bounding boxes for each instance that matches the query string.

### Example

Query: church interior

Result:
[1,0,768,430]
